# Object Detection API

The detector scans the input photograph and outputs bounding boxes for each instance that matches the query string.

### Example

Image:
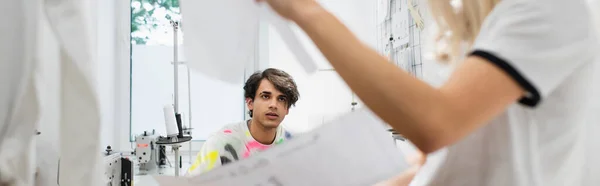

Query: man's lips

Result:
[266,112,279,118]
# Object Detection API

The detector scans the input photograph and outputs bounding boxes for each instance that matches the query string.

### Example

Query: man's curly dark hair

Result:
[243,68,299,117]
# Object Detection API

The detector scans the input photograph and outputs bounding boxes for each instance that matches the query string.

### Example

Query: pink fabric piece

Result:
[242,141,270,158]
[223,129,232,134]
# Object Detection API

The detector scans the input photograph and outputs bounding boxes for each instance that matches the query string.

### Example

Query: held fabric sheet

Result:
[154,108,410,186]
[179,0,318,84]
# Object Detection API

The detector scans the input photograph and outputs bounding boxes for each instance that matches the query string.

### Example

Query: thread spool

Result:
[181,112,187,129]
[163,104,179,137]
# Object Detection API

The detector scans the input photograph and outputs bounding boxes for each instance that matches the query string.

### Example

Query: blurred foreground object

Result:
[178,0,317,84]
[0,0,41,185]
[0,0,103,186]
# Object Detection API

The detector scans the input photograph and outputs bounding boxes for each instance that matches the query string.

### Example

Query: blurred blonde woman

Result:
[258,0,599,185]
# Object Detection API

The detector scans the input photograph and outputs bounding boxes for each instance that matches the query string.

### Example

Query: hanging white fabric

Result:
[44,0,103,186]
[588,0,600,31]
[0,0,41,185]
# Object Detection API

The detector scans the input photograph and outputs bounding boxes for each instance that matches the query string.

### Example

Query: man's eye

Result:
[262,95,269,99]
[278,97,287,102]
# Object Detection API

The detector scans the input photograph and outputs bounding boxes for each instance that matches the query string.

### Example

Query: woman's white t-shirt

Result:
[418,0,600,185]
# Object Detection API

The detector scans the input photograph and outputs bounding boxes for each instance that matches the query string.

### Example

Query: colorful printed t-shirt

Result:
[186,120,292,176]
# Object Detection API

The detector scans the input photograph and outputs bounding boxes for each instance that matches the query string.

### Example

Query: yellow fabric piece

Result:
[188,150,219,173]
[205,150,219,170]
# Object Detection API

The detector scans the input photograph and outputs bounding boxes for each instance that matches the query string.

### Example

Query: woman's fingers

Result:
[406,151,426,166]
[372,165,421,186]
[372,151,426,186]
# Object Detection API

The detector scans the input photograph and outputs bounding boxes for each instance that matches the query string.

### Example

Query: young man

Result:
[186,68,299,176]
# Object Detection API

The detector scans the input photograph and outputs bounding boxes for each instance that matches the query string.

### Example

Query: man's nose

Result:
[268,98,278,109]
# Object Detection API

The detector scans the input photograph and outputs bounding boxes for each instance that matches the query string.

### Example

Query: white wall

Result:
[129,45,246,142]
[115,0,133,152]
[96,0,118,151]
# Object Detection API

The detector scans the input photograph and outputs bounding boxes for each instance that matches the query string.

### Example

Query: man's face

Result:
[247,79,290,129]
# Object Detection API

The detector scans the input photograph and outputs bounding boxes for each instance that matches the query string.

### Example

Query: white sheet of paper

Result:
[179,1,317,85]
[154,108,409,186]
[261,6,318,73]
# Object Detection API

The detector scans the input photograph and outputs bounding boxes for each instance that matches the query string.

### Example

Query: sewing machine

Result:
[103,146,133,186]
[134,130,167,173]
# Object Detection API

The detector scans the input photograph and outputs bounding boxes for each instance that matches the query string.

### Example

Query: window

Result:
[131,0,183,45]
[130,0,247,142]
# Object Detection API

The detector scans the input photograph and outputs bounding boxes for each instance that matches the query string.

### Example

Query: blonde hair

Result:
[428,0,501,64]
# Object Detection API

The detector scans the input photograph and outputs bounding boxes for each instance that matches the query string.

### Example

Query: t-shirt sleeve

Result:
[185,138,223,176]
[469,0,598,107]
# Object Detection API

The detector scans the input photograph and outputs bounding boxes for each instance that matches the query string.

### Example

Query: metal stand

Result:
[174,145,181,176]
[187,66,193,164]
[156,138,191,176]
[170,20,195,165]
[171,20,180,114]
[172,20,181,176]
[166,20,193,177]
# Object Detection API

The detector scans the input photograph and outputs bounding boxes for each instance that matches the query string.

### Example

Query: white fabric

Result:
[34,137,59,186]
[0,0,40,185]
[588,0,600,34]
[584,1,600,185]
[43,0,103,186]
[419,0,600,185]
[0,0,102,185]
[179,0,317,84]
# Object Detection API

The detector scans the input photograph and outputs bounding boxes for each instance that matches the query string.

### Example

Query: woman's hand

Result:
[255,0,320,21]
[373,151,426,186]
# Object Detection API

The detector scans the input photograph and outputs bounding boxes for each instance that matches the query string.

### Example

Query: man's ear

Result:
[246,98,253,110]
